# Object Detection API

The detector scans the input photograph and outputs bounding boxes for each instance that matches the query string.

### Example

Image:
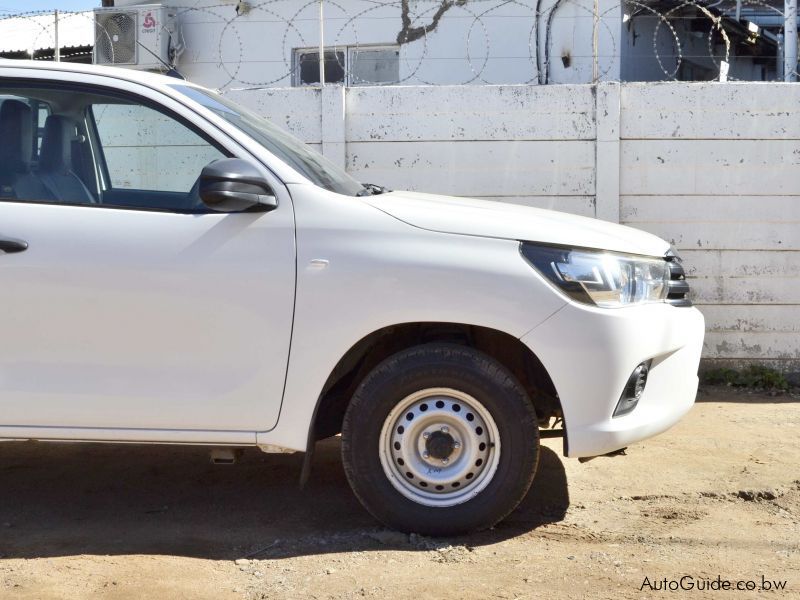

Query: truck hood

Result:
[365,191,670,257]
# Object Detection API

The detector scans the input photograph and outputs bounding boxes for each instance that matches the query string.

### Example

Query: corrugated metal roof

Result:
[0,11,94,54]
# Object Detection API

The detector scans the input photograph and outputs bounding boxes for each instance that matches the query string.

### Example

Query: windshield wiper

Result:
[357,183,391,196]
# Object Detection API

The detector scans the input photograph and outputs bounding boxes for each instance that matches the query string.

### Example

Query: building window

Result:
[293,45,399,86]
[296,49,346,86]
[349,47,400,85]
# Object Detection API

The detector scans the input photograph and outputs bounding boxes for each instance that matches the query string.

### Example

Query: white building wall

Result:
[221,81,799,370]
[113,0,621,89]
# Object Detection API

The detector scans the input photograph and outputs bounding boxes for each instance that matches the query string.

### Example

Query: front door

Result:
[0,78,295,437]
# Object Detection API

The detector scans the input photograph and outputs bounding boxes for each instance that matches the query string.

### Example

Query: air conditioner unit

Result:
[93,5,176,70]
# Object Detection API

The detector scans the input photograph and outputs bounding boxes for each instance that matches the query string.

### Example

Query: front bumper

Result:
[521,302,705,458]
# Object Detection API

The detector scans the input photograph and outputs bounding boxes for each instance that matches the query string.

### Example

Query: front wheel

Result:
[341,343,540,536]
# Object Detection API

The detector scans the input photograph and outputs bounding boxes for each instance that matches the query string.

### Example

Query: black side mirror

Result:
[199,158,278,213]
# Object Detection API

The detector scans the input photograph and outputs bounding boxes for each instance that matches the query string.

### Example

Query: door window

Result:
[92,103,224,193]
[0,82,228,212]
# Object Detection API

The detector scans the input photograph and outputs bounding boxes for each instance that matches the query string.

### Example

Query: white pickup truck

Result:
[0,62,704,535]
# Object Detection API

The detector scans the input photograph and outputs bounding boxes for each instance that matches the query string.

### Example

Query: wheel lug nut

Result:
[441,426,449,433]
[423,451,430,459]
[422,432,430,439]
[453,441,461,449]
[442,458,449,464]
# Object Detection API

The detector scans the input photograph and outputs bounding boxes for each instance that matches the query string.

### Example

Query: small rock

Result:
[589,551,611,562]
[738,489,777,501]
[326,568,336,575]
[567,555,575,560]
[234,559,250,566]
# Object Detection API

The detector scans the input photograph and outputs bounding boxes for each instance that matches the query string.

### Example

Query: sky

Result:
[0,0,98,14]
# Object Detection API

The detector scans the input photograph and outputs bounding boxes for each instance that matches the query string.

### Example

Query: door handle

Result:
[0,237,28,254]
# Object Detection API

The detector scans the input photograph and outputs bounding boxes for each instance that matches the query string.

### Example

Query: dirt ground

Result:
[1,387,798,600]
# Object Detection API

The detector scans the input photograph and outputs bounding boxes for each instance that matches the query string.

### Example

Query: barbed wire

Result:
[0,0,797,87]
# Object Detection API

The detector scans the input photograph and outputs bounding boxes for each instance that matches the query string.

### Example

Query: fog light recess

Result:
[613,361,651,417]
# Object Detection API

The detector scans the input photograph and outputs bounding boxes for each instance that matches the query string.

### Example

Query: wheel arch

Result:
[308,322,562,446]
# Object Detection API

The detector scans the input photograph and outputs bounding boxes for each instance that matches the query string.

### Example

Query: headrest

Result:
[0,100,33,174]
[39,115,79,174]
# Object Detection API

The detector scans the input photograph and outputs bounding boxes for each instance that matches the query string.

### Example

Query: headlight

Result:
[520,243,670,308]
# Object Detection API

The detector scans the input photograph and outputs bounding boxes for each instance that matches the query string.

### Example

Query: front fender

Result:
[257,185,566,451]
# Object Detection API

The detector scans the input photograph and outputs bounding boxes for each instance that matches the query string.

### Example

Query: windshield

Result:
[170,84,365,197]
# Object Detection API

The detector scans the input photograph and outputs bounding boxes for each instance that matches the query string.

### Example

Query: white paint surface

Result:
[222,81,799,368]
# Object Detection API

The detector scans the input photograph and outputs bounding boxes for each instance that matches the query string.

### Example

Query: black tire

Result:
[341,342,540,536]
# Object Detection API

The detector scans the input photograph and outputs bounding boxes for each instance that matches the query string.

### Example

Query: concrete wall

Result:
[620,83,800,371]
[224,81,800,371]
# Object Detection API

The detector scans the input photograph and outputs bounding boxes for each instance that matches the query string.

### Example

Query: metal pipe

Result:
[54,9,60,62]
[743,15,799,28]
[592,0,599,82]
[318,0,325,87]
[786,0,798,81]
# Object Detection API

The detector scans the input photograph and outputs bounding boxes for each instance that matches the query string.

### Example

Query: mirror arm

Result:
[202,190,277,213]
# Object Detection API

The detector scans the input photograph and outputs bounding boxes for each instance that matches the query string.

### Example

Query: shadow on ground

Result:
[0,438,568,560]
[696,386,800,404]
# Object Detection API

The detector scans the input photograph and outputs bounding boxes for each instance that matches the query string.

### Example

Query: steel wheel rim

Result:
[379,387,501,508]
